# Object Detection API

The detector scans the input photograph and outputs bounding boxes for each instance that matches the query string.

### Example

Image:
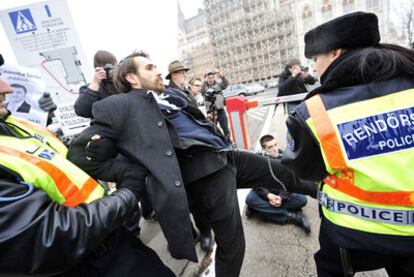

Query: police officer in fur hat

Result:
[281,11,414,276]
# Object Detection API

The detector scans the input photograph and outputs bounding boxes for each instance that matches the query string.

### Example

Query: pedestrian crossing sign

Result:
[9,9,37,34]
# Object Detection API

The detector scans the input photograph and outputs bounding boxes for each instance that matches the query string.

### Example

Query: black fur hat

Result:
[304,11,380,58]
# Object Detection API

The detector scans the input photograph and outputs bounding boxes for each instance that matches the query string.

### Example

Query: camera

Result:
[103,63,114,82]
[204,88,218,105]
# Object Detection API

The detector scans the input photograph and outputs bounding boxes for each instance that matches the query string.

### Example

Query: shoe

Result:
[200,231,214,252]
[288,210,311,234]
[143,210,156,221]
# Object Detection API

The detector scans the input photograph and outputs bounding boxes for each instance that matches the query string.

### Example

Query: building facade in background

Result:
[177,0,404,85]
[177,3,215,79]
[293,0,403,67]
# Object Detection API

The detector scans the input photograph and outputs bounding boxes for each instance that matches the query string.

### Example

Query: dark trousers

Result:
[186,150,312,277]
[245,190,307,224]
[216,109,231,143]
[315,223,414,277]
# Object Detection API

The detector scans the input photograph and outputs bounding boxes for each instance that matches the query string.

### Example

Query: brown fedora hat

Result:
[166,60,189,79]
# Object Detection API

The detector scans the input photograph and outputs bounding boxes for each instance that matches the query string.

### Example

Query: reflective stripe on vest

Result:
[0,136,104,207]
[306,94,414,207]
[5,115,68,156]
[318,190,414,225]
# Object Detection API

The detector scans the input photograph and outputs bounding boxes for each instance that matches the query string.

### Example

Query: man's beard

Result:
[139,76,165,93]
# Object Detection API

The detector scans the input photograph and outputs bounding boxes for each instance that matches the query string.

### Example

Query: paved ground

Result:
[139,93,388,277]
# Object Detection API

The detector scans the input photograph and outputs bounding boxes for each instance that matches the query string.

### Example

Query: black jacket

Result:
[74,82,117,118]
[0,176,140,276]
[281,48,414,256]
[0,120,150,276]
[278,66,316,97]
[68,89,230,262]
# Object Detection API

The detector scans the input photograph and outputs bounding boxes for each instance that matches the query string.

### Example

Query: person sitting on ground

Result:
[245,134,310,233]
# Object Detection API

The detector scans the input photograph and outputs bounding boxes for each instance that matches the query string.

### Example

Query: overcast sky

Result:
[0,0,204,76]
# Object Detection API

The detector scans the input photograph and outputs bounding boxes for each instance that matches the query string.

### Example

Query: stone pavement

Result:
[140,103,387,277]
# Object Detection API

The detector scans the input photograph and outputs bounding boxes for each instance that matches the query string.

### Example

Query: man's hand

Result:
[267,193,282,207]
[85,134,117,162]
[216,70,224,78]
[291,66,302,77]
[38,92,57,112]
[88,67,106,91]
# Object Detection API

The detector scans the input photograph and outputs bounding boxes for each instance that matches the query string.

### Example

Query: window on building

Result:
[302,6,313,30]
[366,0,380,9]
[342,0,355,13]
[321,0,333,21]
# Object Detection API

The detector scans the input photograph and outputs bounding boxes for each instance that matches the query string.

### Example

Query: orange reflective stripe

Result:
[325,173,414,206]
[0,145,99,207]
[306,95,347,170]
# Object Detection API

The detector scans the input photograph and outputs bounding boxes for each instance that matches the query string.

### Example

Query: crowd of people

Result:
[0,10,413,277]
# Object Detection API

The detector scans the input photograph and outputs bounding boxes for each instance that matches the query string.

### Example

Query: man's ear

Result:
[126,73,140,87]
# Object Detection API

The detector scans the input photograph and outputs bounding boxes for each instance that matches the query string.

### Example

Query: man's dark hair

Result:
[286,59,301,69]
[259,134,275,148]
[10,83,27,94]
[93,50,117,68]
[113,50,149,93]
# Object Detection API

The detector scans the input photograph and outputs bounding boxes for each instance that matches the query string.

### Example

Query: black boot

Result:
[288,210,311,234]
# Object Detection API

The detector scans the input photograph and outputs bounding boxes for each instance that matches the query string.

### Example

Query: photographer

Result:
[202,70,231,143]
[278,59,316,114]
[74,50,119,118]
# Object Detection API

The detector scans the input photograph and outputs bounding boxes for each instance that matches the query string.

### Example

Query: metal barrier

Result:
[225,93,308,149]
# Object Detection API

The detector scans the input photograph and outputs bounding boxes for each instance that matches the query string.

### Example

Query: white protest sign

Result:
[54,101,89,137]
[0,0,92,135]
[0,63,48,126]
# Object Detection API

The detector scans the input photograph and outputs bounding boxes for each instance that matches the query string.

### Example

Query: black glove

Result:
[117,163,148,201]
[38,92,57,112]
[85,135,117,162]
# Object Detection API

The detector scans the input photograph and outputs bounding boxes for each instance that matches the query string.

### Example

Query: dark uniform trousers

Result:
[186,150,303,277]
[216,109,231,143]
[315,220,414,277]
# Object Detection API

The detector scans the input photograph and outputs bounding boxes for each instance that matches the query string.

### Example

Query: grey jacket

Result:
[202,76,229,111]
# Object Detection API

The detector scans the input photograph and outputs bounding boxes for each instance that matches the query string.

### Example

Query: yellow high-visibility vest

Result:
[305,89,414,236]
[0,135,104,207]
[5,115,68,156]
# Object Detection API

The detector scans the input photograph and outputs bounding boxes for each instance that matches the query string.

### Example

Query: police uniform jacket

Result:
[281,49,414,256]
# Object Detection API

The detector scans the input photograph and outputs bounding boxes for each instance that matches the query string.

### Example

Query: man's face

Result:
[189,80,202,95]
[171,70,187,88]
[206,74,215,85]
[8,85,26,103]
[0,80,13,117]
[288,64,301,74]
[262,139,278,158]
[132,56,165,93]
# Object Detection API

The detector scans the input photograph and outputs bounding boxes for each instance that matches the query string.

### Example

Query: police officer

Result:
[282,12,414,276]
[0,77,174,276]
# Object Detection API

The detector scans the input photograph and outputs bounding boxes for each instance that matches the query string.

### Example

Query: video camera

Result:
[204,87,218,105]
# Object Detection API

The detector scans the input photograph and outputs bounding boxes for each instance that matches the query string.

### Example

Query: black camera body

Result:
[103,63,114,83]
[204,88,218,106]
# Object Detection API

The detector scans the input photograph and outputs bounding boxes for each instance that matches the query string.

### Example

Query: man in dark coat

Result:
[68,51,317,277]
[278,59,316,114]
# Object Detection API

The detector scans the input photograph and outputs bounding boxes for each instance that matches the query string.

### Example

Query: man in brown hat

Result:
[165,60,197,107]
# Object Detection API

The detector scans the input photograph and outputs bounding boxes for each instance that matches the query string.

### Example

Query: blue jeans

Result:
[245,190,307,224]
